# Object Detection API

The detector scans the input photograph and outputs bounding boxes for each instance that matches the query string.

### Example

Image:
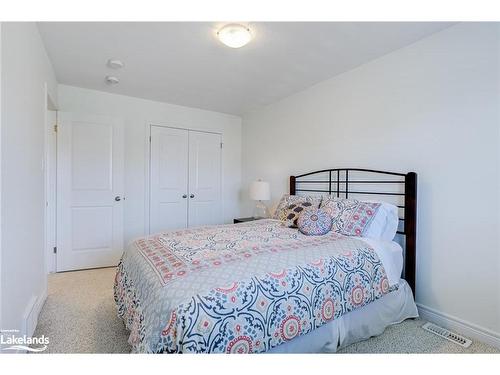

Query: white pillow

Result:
[363,200,399,241]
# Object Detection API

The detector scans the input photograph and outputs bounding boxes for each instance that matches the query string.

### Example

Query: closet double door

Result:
[149,126,222,234]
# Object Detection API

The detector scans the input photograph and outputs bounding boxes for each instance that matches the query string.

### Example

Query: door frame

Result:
[44,106,58,274]
[144,122,223,235]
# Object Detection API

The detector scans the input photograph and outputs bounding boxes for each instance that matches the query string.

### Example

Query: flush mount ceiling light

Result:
[217,24,252,48]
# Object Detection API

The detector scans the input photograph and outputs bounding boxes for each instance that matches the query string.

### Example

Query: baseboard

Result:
[21,296,36,339]
[417,303,500,349]
[1,289,48,354]
[30,288,48,337]
[16,289,48,353]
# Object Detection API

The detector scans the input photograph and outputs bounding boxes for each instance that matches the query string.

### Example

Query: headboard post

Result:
[289,176,296,195]
[404,172,417,298]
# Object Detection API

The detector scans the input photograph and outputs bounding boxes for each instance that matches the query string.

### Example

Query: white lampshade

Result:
[249,180,270,201]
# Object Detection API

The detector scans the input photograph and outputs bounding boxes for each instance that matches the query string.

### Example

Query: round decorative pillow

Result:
[297,208,333,236]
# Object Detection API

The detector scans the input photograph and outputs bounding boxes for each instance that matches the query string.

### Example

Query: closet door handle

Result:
[190,194,195,198]
[182,194,187,199]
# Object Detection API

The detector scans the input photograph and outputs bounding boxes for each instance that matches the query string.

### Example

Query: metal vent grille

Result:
[422,322,472,348]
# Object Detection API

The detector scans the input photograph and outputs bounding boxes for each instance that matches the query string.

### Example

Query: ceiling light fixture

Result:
[217,24,252,48]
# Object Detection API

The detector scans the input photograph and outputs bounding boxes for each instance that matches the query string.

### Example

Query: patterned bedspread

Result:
[114,219,391,353]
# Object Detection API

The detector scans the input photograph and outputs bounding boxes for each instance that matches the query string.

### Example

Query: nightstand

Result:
[233,217,262,224]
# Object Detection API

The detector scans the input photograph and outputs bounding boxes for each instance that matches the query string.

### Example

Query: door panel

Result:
[71,206,113,250]
[149,126,189,233]
[57,112,124,272]
[71,122,113,191]
[188,131,222,227]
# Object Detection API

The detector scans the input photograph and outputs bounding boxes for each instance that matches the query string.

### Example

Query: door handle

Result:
[115,196,122,202]
[190,194,195,198]
[182,194,187,199]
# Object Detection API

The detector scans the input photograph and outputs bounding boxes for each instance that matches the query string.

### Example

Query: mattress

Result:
[358,237,403,287]
[114,219,411,353]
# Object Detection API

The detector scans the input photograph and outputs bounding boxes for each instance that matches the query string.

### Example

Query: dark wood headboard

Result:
[290,168,417,297]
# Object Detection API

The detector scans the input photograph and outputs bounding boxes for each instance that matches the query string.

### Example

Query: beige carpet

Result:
[34,267,499,354]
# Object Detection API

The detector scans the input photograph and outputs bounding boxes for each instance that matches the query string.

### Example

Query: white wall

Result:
[0,21,3,335]
[1,23,58,338]
[57,85,242,244]
[242,23,500,340]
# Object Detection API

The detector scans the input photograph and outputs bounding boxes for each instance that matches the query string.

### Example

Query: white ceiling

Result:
[38,22,454,115]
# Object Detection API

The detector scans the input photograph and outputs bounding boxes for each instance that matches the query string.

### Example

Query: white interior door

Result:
[149,126,189,234]
[57,112,124,272]
[188,131,222,227]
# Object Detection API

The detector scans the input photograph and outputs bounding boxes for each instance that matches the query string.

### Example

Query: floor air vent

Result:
[422,322,472,348]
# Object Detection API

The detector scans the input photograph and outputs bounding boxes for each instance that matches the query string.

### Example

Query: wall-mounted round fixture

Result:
[105,75,119,85]
[107,59,124,69]
[217,24,252,48]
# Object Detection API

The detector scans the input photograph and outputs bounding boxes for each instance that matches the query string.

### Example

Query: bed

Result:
[114,168,418,353]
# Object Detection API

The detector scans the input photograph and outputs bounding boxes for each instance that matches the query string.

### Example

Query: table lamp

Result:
[249,179,270,218]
